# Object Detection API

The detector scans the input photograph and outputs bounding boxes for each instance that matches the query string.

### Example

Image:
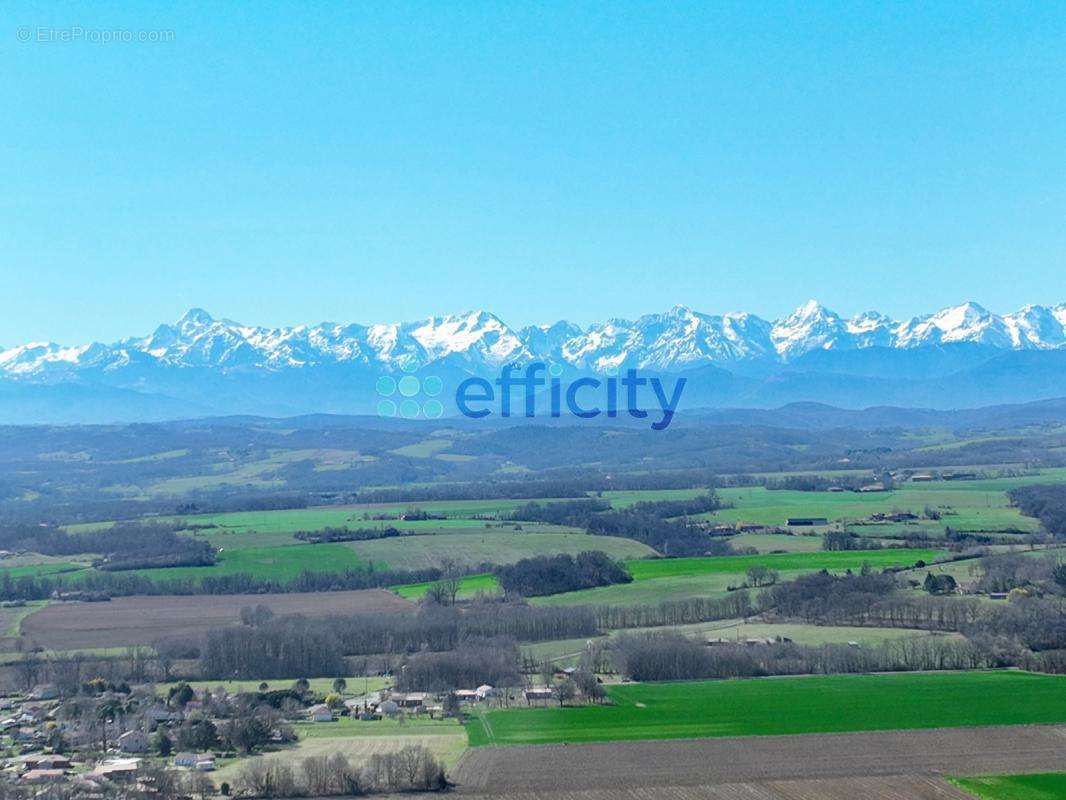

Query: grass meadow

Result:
[706,481,1041,533]
[466,671,1066,746]
[951,773,1066,800]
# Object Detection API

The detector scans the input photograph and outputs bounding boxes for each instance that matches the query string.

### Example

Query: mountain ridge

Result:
[4,300,1066,378]
[4,300,1066,423]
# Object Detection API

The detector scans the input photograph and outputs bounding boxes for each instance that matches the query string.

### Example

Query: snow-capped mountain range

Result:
[4,300,1066,423]
[3,300,1066,378]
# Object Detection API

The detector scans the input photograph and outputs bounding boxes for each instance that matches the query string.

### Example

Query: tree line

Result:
[1010,484,1066,535]
[0,521,216,571]
[610,629,1004,682]
[494,552,631,597]
[197,603,599,678]
[0,563,452,601]
[508,492,727,556]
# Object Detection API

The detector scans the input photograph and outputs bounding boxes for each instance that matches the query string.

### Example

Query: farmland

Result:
[348,531,655,571]
[466,671,1066,746]
[952,773,1066,800]
[454,726,1066,796]
[705,480,1044,535]
[624,549,948,580]
[391,572,498,600]
[520,620,955,664]
[16,589,413,651]
[532,547,947,606]
[214,717,468,784]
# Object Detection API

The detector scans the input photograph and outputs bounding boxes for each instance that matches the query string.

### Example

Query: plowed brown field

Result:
[453,724,1066,795]
[19,589,414,650]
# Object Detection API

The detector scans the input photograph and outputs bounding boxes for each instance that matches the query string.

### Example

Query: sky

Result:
[3,1,1066,345]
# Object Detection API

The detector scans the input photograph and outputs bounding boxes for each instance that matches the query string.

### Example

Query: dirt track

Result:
[453,724,1066,796]
[20,589,414,650]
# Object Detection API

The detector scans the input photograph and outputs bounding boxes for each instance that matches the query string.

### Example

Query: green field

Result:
[0,562,87,579]
[713,484,1038,531]
[624,549,947,580]
[952,773,1066,800]
[120,543,369,583]
[530,572,763,607]
[520,620,949,664]
[533,548,946,607]
[706,481,1042,533]
[467,671,1066,746]
[66,499,576,535]
[598,489,711,508]
[728,532,824,553]
[391,572,499,600]
[349,531,655,571]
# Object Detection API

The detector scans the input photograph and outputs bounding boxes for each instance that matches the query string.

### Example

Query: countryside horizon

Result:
[4,4,1066,800]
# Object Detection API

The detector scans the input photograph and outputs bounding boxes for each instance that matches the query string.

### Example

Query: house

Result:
[390,692,427,709]
[786,517,829,526]
[22,769,66,784]
[29,684,59,701]
[475,685,495,701]
[21,754,72,770]
[117,730,150,753]
[148,706,183,723]
[173,752,198,767]
[523,688,554,703]
[307,704,333,722]
[91,758,140,781]
[175,752,216,771]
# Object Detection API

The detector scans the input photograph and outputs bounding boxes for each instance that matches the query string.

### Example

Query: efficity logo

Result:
[376,358,685,430]
[375,355,445,419]
[459,361,686,430]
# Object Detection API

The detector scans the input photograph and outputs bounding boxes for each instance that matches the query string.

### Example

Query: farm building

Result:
[786,517,829,526]
[390,692,428,709]
[117,731,150,753]
[174,752,215,770]
[91,758,140,782]
[453,690,478,702]
[20,755,72,771]
[22,769,66,784]
[524,687,554,703]
[475,684,496,700]
[307,704,333,722]
[911,473,935,482]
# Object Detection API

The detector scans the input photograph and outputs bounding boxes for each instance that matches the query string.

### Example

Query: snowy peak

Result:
[1004,305,1066,349]
[3,300,1066,379]
[896,301,1013,348]
[771,300,851,359]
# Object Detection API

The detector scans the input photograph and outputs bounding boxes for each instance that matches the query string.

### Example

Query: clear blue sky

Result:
[3,1,1066,344]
